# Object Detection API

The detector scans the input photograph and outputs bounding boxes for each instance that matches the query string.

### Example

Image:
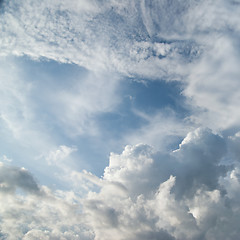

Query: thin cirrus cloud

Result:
[1,0,240,239]
[0,0,200,77]
[1,0,240,129]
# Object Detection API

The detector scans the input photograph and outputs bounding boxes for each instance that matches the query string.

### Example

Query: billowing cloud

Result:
[81,128,240,240]
[0,129,240,239]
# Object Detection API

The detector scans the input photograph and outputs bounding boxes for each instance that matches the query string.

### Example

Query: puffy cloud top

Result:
[81,128,239,240]
[0,128,240,239]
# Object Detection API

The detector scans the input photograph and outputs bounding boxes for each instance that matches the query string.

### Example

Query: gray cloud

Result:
[0,163,40,194]
[172,128,229,198]
[134,229,176,240]
[0,163,93,240]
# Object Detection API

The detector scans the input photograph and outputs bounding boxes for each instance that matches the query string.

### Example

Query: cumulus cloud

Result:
[102,128,228,199]
[81,128,240,240]
[1,129,240,239]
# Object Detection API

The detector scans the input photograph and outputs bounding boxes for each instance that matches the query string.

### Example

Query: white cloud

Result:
[0,162,93,240]
[1,155,12,163]
[2,0,240,133]
[46,145,77,165]
[123,110,193,151]
[53,71,121,136]
[2,0,240,132]
[0,57,121,138]
[0,59,33,139]
[82,128,240,239]
[1,129,240,239]
[184,34,240,130]
[0,0,200,78]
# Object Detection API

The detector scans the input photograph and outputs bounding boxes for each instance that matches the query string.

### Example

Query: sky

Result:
[1,0,240,239]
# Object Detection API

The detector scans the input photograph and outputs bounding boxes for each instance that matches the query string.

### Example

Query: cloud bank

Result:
[0,162,93,240]
[1,129,240,239]
[82,128,235,240]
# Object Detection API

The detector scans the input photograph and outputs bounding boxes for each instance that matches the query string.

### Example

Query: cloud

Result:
[0,162,93,240]
[0,0,200,78]
[123,110,192,151]
[53,71,121,136]
[172,128,228,198]
[0,162,40,194]
[2,0,240,133]
[81,128,239,240]
[134,230,176,240]
[1,155,12,163]
[46,145,77,165]
[102,128,228,199]
[1,128,240,239]
[0,57,121,138]
[183,34,240,130]
[2,0,240,132]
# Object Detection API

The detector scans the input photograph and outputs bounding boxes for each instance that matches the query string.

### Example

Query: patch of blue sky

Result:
[0,55,190,183]
[97,77,188,133]
[15,55,88,92]
[125,78,187,116]
[93,77,190,171]
[11,56,88,132]
[15,56,188,132]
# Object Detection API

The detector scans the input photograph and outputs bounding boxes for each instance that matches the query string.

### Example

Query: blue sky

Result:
[0,56,188,180]
[1,1,240,239]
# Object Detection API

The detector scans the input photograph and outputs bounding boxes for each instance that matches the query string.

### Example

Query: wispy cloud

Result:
[0,0,200,77]
[2,0,240,131]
